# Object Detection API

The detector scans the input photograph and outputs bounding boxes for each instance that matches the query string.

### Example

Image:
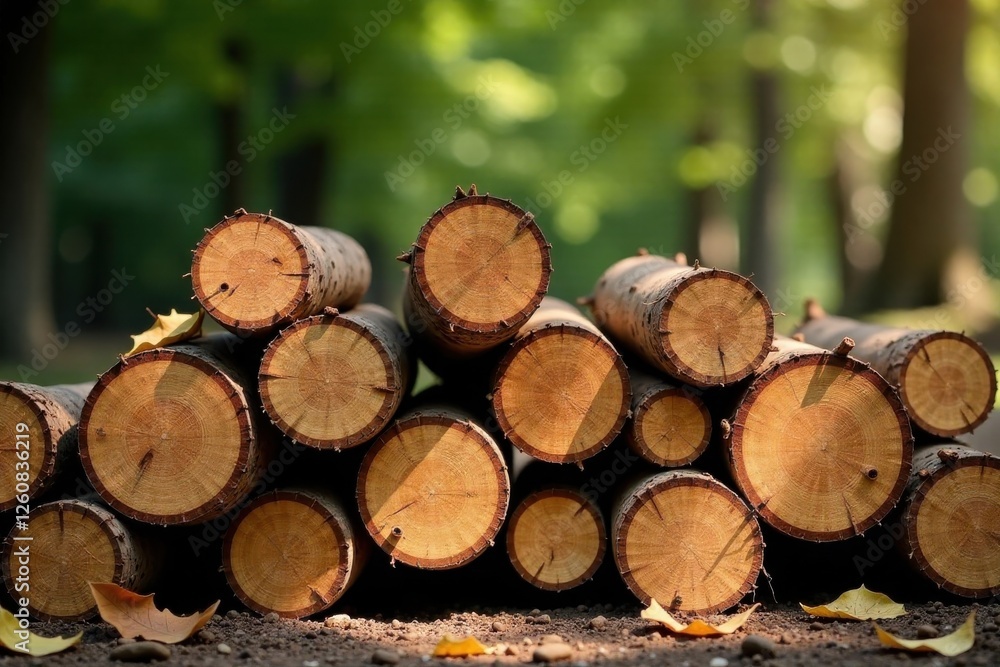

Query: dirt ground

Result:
[8,600,1000,666]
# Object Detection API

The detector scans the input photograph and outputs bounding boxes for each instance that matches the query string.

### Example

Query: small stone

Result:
[587,616,607,631]
[779,632,794,645]
[934,601,944,609]
[531,614,552,625]
[504,645,519,656]
[576,605,588,612]
[742,635,775,659]
[523,637,534,645]
[217,644,232,655]
[709,658,729,667]
[117,638,136,646]
[751,655,764,665]
[325,614,351,628]
[540,634,564,644]
[239,650,253,659]
[533,643,572,662]
[264,612,280,623]
[226,610,240,620]
[492,621,507,632]
[808,621,824,631]
[197,630,217,643]
[304,662,320,667]
[390,619,402,629]
[403,632,420,642]
[371,649,400,665]
[620,628,630,637]
[305,631,318,639]
[984,622,999,633]
[530,609,542,616]
[916,624,939,639]
[109,641,171,662]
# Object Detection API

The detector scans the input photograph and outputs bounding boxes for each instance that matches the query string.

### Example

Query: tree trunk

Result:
[722,336,913,541]
[626,368,711,467]
[866,0,971,309]
[191,210,371,336]
[587,250,773,387]
[216,40,248,219]
[259,304,415,449]
[491,297,630,464]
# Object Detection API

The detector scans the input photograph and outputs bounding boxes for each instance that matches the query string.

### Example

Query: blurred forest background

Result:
[2,0,1000,385]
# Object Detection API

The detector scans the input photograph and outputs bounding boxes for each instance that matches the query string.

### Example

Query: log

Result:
[2,499,157,621]
[192,210,371,337]
[587,251,773,387]
[626,368,711,467]
[491,297,630,464]
[723,336,913,541]
[901,444,1000,598]
[400,187,552,368]
[0,381,92,512]
[79,334,275,525]
[356,404,510,569]
[259,304,415,449]
[223,489,366,618]
[613,469,763,614]
[796,301,997,437]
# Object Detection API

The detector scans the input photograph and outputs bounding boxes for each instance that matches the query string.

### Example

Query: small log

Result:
[626,368,711,467]
[491,297,630,463]
[223,489,366,618]
[725,336,914,541]
[796,302,997,437]
[0,382,92,512]
[402,190,552,368]
[79,334,275,526]
[356,404,510,569]
[259,304,415,449]
[192,210,371,336]
[588,252,773,387]
[902,444,1000,597]
[2,499,157,621]
[613,469,763,614]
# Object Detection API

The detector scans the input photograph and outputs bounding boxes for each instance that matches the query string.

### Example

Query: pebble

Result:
[116,638,136,646]
[530,614,552,625]
[492,621,507,632]
[403,632,420,642]
[304,662,320,667]
[109,641,171,662]
[540,634,564,644]
[934,601,944,609]
[916,624,939,639]
[533,643,573,662]
[390,619,402,629]
[709,658,729,667]
[264,612,280,623]
[587,616,607,630]
[325,614,351,628]
[576,605,588,612]
[371,649,400,665]
[217,644,232,655]
[239,650,253,659]
[305,631,318,639]
[530,609,542,616]
[808,621,824,631]
[984,623,999,633]
[779,632,794,645]
[226,609,240,620]
[741,635,776,659]
[197,630,217,643]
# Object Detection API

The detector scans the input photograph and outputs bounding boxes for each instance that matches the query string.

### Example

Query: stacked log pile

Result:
[2,188,998,620]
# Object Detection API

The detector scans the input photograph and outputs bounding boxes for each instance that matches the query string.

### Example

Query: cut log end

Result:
[629,387,711,467]
[223,490,359,618]
[357,408,510,569]
[898,332,997,437]
[506,489,606,591]
[613,471,762,614]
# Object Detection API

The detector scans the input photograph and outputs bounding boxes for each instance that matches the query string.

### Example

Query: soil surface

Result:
[7,601,1000,666]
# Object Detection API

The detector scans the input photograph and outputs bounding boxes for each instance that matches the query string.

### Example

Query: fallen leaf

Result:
[0,608,81,656]
[800,585,905,621]
[875,610,975,657]
[432,635,490,657]
[641,599,760,637]
[90,583,218,644]
[126,309,205,356]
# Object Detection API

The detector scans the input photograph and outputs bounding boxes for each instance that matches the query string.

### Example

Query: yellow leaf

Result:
[90,583,218,644]
[875,610,975,657]
[0,607,81,656]
[126,309,205,356]
[432,634,490,657]
[641,599,760,637]
[800,585,906,621]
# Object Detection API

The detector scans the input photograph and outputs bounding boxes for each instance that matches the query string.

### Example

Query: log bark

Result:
[192,210,371,336]
[796,302,996,437]
[0,382,92,512]
[79,334,275,526]
[901,444,1000,598]
[722,336,913,542]
[587,251,773,387]
[491,297,630,464]
[223,488,366,618]
[626,368,711,467]
[400,187,552,371]
[259,304,415,450]
[612,469,762,614]
[356,404,510,570]
[2,499,158,621]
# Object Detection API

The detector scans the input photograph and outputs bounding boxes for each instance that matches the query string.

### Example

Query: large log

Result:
[79,334,274,525]
[491,297,630,464]
[587,251,773,387]
[223,489,366,618]
[0,381,92,512]
[2,499,157,621]
[626,368,711,466]
[613,469,763,614]
[400,187,552,371]
[796,301,996,437]
[192,210,371,337]
[723,336,913,541]
[901,444,1000,598]
[356,404,510,569]
[259,304,415,449]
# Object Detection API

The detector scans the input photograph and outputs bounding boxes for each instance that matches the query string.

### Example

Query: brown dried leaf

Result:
[641,599,760,637]
[90,583,218,644]
[126,309,204,356]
